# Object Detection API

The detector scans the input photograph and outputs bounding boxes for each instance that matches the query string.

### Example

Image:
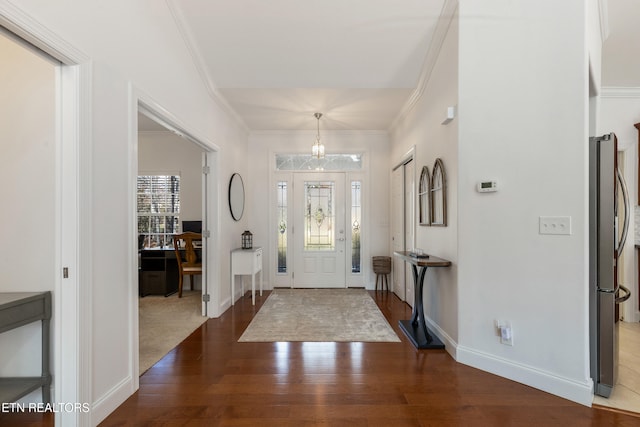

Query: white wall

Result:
[456,0,592,405]
[138,131,204,225]
[247,131,390,290]
[587,0,605,92]
[0,33,55,402]
[390,10,459,345]
[6,1,249,424]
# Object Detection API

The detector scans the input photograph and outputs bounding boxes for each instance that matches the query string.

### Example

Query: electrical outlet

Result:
[495,320,513,346]
[500,321,513,346]
[494,319,503,337]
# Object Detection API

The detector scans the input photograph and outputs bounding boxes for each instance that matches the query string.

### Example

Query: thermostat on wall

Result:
[477,180,498,192]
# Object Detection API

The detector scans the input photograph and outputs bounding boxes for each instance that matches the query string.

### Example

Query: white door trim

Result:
[131,90,222,369]
[391,146,416,302]
[0,4,92,426]
[58,61,93,427]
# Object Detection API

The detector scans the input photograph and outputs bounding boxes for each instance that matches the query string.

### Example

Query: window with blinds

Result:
[137,175,180,249]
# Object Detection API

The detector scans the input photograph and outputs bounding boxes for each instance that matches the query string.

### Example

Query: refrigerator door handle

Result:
[616,284,631,304]
[616,167,629,253]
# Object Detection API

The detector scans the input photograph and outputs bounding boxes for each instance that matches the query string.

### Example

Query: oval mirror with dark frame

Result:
[228,173,245,221]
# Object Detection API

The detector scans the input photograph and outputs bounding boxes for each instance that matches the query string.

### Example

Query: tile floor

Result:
[593,321,640,413]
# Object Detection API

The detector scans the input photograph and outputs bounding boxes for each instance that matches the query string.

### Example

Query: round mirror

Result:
[228,173,245,221]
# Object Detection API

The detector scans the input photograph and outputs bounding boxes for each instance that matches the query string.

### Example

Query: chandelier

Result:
[312,112,325,159]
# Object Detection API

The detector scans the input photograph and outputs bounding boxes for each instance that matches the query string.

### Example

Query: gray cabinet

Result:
[0,292,52,404]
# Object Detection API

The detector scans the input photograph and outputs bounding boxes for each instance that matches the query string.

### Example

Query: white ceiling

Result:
[152,1,638,132]
[171,0,447,131]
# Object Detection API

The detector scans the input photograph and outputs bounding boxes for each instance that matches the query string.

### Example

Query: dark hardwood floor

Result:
[3,290,638,426]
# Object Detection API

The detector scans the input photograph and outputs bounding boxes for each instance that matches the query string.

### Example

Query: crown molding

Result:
[0,0,89,64]
[600,87,640,98]
[165,0,249,134]
[390,0,458,131]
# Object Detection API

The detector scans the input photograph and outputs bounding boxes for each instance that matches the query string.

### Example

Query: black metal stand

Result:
[398,264,445,349]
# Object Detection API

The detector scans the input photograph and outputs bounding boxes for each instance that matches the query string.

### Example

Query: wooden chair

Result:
[173,232,202,298]
[372,256,391,291]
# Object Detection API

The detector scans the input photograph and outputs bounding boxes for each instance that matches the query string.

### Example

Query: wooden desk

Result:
[393,251,451,349]
[231,247,263,305]
[0,292,52,404]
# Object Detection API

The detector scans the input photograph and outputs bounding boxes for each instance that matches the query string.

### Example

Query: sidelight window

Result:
[277,181,288,273]
[351,181,361,273]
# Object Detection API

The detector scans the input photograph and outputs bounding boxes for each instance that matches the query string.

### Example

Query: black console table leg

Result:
[399,264,445,349]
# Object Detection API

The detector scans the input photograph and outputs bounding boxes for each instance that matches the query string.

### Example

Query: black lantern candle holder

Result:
[241,230,253,249]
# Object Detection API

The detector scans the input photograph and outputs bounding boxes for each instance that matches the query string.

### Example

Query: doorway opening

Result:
[0,20,90,425]
[391,149,415,305]
[134,103,218,377]
[0,27,58,404]
[593,147,640,413]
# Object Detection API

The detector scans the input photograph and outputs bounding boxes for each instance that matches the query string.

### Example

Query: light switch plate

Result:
[539,216,572,235]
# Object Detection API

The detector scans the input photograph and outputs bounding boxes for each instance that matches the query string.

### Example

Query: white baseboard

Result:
[214,297,231,318]
[91,376,136,426]
[456,345,594,406]
[425,316,458,360]
[622,311,640,323]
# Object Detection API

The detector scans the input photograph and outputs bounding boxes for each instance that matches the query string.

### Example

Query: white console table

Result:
[231,247,262,305]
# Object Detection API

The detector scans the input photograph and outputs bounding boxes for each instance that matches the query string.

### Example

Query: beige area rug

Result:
[138,291,207,374]
[238,289,400,342]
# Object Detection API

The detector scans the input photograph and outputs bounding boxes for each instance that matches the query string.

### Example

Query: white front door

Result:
[293,172,347,287]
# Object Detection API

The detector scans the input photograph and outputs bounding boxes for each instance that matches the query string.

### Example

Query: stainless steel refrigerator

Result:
[589,133,630,398]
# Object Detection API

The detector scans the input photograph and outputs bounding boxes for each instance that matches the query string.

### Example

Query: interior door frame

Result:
[391,146,416,302]
[132,95,220,386]
[0,7,93,425]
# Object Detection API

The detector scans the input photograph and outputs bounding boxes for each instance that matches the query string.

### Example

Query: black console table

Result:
[393,252,451,349]
[0,292,52,404]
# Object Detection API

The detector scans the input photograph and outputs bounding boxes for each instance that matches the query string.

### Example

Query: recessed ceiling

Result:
[170,0,447,130]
